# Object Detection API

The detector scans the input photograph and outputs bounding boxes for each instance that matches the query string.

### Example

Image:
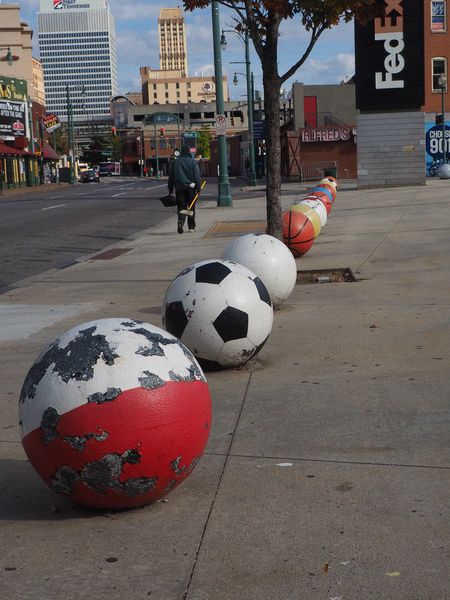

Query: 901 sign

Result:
[426,125,450,157]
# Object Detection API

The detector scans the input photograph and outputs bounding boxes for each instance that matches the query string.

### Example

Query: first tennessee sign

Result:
[354,0,424,110]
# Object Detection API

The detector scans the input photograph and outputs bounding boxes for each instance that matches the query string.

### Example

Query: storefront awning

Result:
[0,140,29,156]
[42,141,59,160]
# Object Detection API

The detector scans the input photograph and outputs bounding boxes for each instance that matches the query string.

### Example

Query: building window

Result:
[432,0,446,31]
[432,57,448,91]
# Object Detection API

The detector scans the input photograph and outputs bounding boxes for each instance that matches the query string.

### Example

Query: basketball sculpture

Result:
[19,318,212,510]
[297,198,328,228]
[290,203,321,238]
[162,259,273,370]
[221,233,297,307]
[282,209,315,257]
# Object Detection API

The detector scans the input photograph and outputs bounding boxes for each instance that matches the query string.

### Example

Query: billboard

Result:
[0,76,27,138]
[354,0,424,110]
[425,122,450,175]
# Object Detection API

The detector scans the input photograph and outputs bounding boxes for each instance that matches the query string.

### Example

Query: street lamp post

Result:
[27,98,36,186]
[211,1,232,206]
[65,85,75,184]
[221,29,257,186]
[137,134,143,177]
[438,73,447,164]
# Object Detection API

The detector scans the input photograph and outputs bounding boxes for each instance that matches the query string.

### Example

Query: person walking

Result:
[168,145,202,234]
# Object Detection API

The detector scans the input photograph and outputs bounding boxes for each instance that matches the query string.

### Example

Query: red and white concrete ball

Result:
[19,318,212,510]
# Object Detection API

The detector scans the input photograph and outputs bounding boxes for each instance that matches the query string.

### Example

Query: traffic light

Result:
[436,113,444,125]
[111,126,117,135]
[160,127,165,137]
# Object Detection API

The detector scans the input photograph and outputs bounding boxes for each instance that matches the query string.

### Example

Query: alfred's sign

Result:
[355,0,424,110]
[301,128,356,143]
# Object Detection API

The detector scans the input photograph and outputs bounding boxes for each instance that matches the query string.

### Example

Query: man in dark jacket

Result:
[168,145,202,234]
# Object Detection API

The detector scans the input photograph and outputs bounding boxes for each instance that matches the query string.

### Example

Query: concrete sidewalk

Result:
[1,179,449,599]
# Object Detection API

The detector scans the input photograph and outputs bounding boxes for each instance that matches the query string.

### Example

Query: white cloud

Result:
[16,0,356,98]
[300,53,355,85]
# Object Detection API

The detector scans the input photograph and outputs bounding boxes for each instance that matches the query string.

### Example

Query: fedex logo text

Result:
[374,0,405,89]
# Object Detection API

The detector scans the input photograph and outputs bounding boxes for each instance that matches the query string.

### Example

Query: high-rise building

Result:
[37,0,118,120]
[158,8,188,76]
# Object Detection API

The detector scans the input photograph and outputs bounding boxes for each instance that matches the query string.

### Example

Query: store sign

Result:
[42,113,61,133]
[0,76,27,138]
[354,0,424,110]
[0,100,26,137]
[301,127,355,143]
[0,76,27,102]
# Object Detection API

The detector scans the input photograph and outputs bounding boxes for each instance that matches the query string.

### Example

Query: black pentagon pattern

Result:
[164,301,188,339]
[253,276,272,307]
[213,306,248,342]
[195,262,231,285]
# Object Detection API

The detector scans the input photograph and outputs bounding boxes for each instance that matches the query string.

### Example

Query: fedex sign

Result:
[355,0,424,110]
[374,0,405,89]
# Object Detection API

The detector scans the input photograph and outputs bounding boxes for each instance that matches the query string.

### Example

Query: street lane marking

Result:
[112,192,126,197]
[42,204,66,211]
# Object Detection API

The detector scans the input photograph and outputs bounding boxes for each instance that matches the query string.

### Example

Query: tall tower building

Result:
[37,0,118,120]
[158,8,188,76]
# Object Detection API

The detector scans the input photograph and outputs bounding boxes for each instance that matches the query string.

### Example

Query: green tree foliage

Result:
[197,126,212,159]
[183,0,381,238]
[52,124,69,156]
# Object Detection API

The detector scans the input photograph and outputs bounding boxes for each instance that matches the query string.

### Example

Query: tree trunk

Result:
[262,28,282,239]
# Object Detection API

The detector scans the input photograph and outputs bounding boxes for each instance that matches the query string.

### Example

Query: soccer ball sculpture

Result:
[19,318,212,510]
[221,233,297,307]
[162,259,274,370]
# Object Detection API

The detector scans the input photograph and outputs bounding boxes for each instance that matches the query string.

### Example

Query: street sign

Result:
[215,113,226,136]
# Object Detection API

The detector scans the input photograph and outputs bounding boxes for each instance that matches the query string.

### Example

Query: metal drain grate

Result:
[296,267,356,284]
[90,248,131,260]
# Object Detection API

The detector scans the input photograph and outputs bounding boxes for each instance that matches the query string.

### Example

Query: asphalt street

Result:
[0,177,214,291]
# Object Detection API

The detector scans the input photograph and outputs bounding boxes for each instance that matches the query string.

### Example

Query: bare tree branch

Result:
[280,22,327,84]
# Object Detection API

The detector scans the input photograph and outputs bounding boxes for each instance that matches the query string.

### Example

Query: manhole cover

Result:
[296,267,356,284]
[204,220,266,238]
[90,248,131,260]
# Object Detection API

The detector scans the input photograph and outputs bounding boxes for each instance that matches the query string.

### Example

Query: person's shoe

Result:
[188,228,195,233]
[177,221,183,234]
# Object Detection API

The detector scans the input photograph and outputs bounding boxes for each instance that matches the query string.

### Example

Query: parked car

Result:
[80,169,100,183]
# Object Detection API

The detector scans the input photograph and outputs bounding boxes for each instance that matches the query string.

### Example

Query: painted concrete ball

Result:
[221,233,297,307]
[162,259,273,370]
[296,199,328,228]
[19,318,212,510]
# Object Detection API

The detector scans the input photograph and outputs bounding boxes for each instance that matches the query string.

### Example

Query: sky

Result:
[18,0,356,101]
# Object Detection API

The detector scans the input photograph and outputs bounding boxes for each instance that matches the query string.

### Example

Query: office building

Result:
[140,66,228,105]
[158,8,188,76]
[37,0,118,120]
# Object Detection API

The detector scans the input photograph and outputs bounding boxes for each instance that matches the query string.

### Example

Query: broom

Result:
[179,180,206,217]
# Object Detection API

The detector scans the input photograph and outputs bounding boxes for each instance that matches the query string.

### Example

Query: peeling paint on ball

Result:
[19,318,212,510]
